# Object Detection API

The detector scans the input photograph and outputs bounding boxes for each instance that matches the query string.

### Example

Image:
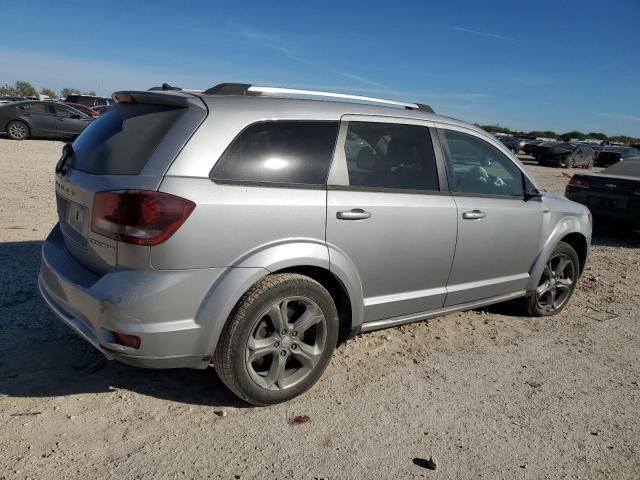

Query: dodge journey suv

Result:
[39,83,592,405]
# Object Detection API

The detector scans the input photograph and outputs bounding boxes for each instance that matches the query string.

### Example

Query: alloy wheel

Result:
[535,253,576,313]
[245,296,327,391]
[8,122,27,139]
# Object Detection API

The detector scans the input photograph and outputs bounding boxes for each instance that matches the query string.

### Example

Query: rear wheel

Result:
[6,120,29,140]
[525,241,579,316]
[214,273,338,406]
[585,158,594,169]
[564,156,575,168]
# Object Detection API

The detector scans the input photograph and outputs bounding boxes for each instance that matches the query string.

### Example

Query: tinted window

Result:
[67,104,185,175]
[442,130,524,197]
[343,122,438,191]
[52,104,76,117]
[211,121,339,185]
[19,102,50,114]
[623,148,640,159]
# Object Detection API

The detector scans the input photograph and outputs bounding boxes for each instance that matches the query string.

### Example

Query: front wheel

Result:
[525,241,580,316]
[6,120,29,140]
[564,157,575,168]
[213,273,338,406]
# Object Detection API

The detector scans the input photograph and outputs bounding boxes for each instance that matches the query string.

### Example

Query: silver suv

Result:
[39,83,592,405]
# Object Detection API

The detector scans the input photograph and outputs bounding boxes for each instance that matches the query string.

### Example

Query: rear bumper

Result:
[39,224,225,369]
[565,190,640,228]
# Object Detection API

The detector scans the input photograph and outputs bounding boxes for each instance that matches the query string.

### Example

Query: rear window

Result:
[211,121,339,186]
[67,104,185,175]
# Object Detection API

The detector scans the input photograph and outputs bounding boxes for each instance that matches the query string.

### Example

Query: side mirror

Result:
[71,114,81,119]
[522,174,542,200]
[524,187,542,200]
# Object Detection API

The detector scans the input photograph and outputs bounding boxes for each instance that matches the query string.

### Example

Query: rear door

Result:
[326,117,457,323]
[56,93,207,275]
[438,128,544,306]
[18,102,59,136]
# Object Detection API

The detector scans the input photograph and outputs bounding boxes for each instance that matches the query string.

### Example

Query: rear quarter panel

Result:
[153,177,328,270]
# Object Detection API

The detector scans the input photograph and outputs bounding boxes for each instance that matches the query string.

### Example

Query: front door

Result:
[437,128,544,306]
[326,118,457,323]
[52,104,92,137]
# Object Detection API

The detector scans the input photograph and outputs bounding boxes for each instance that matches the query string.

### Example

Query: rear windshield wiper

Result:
[55,143,74,174]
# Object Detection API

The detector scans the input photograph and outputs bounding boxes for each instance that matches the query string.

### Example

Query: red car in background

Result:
[63,102,100,117]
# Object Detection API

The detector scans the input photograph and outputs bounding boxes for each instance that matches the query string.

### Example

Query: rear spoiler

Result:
[111,90,198,107]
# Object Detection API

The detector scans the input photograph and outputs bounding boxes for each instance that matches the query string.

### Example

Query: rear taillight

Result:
[113,332,141,349]
[568,176,591,189]
[92,190,195,246]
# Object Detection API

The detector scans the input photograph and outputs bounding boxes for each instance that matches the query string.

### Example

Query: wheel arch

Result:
[272,265,355,343]
[527,216,590,292]
[559,232,588,274]
[200,240,364,355]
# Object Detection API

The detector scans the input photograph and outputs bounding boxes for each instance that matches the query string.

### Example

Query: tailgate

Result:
[55,92,207,275]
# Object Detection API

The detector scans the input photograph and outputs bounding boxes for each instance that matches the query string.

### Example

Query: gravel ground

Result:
[1,139,638,480]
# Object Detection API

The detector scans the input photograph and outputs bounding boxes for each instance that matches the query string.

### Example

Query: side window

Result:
[52,104,74,117]
[343,122,438,191]
[211,121,339,185]
[20,102,47,114]
[442,130,524,197]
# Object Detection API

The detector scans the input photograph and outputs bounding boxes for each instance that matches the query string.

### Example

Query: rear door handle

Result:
[462,210,486,220]
[336,208,372,220]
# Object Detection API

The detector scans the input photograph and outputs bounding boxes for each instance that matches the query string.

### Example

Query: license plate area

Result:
[588,195,627,210]
[58,195,89,236]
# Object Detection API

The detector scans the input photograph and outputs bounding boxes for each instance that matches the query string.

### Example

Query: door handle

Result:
[336,208,372,220]
[462,210,486,220]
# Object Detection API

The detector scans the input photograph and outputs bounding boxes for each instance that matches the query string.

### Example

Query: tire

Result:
[585,158,594,169]
[6,120,29,140]
[564,157,575,168]
[525,241,580,317]
[213,273,338,406]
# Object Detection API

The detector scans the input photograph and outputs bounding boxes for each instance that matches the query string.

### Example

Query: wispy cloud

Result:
[597,112,640,122]
[447,26,514,41]
[237,25,384,88]
[239,28,297,57]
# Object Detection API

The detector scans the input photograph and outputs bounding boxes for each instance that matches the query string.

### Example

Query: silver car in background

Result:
[39,83,592,405]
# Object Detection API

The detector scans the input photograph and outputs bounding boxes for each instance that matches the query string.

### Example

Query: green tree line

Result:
[0,80,96,99]
[476,124,639,146]
[1,80,636,143]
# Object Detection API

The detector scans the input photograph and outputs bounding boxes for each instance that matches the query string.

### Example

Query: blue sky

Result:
[1,0,638,136]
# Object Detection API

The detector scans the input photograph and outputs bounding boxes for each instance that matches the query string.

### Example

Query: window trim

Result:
[435,127,539,200]
[208,119,340,188]
[326,117,445,194]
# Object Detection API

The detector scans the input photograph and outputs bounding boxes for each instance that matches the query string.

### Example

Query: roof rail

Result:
[201,83,434,112]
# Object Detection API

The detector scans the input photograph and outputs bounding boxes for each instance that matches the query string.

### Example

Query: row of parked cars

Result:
[0,94,113,140]
[496,135,640,168]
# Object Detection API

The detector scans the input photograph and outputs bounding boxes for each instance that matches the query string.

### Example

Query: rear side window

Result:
[343,122,438,191]
[211,121,339,186]
[67,104,185,175]
[19,102,50,114]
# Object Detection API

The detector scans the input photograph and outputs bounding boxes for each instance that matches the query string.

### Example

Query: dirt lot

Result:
[1,139,638,480]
